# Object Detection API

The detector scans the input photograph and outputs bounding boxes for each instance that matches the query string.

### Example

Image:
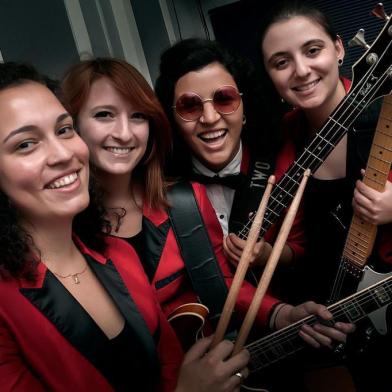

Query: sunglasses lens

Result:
[213,86,241,114]
[175,93,203,121]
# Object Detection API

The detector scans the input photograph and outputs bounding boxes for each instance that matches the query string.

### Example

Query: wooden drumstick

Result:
[211,175,276,348]
[233,169,311,354]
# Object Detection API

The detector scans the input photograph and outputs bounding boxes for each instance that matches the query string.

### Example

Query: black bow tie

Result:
[191,172,246,190]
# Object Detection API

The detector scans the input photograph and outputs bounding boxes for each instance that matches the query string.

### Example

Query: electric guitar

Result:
[242,266,392,389]
[329,94,392,303]
[236,10,392,245]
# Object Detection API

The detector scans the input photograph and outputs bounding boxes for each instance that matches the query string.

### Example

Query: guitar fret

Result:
[347,231,371,245]
[364,176,385,186]
[303,147,323,162]
[345,239,367,253]
[328,116,349,132]
[275,183,294,198]
[269,195,286,208]
[374,142,392,153]
[370,155,392,164]
[366,164,388,176]
[283,172,301,186]
[375,128,392,138]
[265,206,281,217]
[294,162,308,172]
[346,94,367,112]
[373,286,391,306]
[340,299,364,322]
[315,133,335,147]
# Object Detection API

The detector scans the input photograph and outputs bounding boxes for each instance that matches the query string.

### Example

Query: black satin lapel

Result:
[142,217,171,281]
[20,271,108,369]
[87,256,160,375]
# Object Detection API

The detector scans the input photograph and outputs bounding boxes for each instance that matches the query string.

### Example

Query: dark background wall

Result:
[210,0,391,79]
[0,0,79,79]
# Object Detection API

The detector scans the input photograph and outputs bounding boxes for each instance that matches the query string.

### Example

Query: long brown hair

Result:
[62,57,170,209]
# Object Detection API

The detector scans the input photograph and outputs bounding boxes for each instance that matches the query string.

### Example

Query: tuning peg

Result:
[371,3,390,21]
[349,29,370,49]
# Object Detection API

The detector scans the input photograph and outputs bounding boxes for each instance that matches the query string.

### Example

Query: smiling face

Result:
[0,82,90,226]
[262,16,345,118]
[77,77,149,179]
[173,62,243,172]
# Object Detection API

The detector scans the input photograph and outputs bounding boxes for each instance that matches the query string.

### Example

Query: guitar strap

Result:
[167,182,237,334]
[229,151,276,234]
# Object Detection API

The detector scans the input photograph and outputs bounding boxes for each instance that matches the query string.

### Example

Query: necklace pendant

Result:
[72,274,80,284]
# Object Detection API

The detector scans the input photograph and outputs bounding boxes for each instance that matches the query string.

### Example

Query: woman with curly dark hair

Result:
[0,62,250,392]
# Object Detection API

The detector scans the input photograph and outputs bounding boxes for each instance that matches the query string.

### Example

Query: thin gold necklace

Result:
[51,264,88,284]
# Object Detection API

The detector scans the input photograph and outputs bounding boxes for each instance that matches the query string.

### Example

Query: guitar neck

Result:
[246,272,392,372]
[238,81,381,240]
[343,95,392,266]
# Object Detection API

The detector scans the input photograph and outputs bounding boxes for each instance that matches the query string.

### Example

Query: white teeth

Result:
[199,130,226,140]
[105,147,132,154]
[294,79,319,92]
[48,172,78,189]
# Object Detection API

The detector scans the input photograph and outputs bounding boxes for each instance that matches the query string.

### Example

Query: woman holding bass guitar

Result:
[260,1,392,391]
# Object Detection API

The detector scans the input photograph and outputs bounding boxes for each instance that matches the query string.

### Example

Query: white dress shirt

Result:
[192,143,243,236]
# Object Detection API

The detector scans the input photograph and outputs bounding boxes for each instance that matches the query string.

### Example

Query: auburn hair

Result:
[62,57,171,209]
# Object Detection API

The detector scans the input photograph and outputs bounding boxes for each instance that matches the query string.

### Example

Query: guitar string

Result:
[237,40,391,240]
[247,247,392,356]
[248,285,392,372]
[246,276,392,371]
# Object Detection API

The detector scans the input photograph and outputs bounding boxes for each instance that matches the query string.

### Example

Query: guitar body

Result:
[167,303,209,351]
[357,266,392,335]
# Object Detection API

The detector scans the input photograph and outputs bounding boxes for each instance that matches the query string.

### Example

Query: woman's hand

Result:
[352,172,392,225]
[274,302,355,348]
[223,233,271,268]
[175,336,250,392]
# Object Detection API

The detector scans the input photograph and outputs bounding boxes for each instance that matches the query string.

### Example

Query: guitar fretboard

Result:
[246,271,392,372]
[342,96,392,267]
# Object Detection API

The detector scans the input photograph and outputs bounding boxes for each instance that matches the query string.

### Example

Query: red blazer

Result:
[0,236,182,392]
[143,182,279,328]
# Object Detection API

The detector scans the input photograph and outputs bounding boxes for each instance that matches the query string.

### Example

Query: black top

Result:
[294,176,353,304]
[100,322,144,392]
[122,231,144,261]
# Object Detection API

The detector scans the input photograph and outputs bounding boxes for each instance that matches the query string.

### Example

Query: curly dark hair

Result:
[0,62,109,281]
[155,38,283,177]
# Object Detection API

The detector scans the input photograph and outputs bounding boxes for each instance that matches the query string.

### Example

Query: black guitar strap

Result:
[229,152,276,234]
[167,182,236,333]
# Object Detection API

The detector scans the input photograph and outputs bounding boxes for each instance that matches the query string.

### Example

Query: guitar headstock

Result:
[350,5,392,104]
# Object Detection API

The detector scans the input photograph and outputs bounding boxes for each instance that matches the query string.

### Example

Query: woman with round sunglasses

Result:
[156,38,305,272]
[0,61,188,392]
